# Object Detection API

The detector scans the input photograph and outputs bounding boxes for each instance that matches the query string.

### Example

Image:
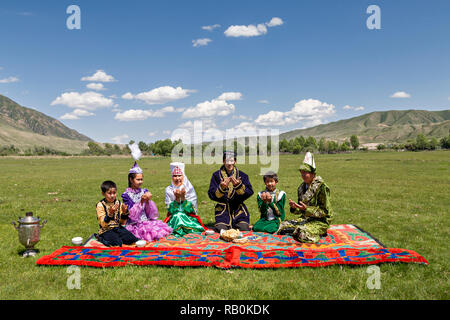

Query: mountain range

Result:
[0,93,449,154]
[280,109,450,143]
[0,94,91,153]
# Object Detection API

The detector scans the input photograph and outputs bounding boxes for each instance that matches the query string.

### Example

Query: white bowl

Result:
[205,229,215,236]
[135,240,146,247]
[72,237,83,245]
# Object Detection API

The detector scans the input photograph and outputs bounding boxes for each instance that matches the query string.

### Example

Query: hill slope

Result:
[0,94,91,141]
[280,110,450,143]
[0,94,92,153]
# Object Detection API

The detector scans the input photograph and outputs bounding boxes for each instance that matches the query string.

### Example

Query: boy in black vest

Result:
[96,180,139,246]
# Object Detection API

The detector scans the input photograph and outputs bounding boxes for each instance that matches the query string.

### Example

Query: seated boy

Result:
[96,180,139,246]
[252,171,286,234]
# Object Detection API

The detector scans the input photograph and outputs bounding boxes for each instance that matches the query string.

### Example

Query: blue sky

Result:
[1,0,449,144]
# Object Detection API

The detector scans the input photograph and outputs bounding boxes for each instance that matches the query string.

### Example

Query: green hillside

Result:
[0,94,91,154]
[0,94,91,141]
[280,110,450,143]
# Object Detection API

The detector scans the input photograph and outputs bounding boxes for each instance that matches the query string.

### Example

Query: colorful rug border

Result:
[36,245,429,269]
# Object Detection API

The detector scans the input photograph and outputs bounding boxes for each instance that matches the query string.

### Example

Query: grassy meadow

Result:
[0,151,449,300]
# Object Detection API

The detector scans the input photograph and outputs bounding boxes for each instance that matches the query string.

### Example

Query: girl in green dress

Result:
[253,171,286,233]
[163,162,206,237]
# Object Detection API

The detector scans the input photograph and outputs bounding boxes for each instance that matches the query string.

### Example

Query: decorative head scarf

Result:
[165,162,198,209]
[299,152,316,173]
[128,143,143,174]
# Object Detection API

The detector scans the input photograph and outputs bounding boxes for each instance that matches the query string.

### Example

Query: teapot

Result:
[12,212,47,257]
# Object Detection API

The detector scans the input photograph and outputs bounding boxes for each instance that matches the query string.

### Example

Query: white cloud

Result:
[227,121,259,138]
[86,83,105,91]
[257,99,269,104]
[60,108,95,120]
[224,23,267,37]
[114,106,176,121]
[148,131,157,137]
[111,134,129,144]
[202,24,221,31]
[224,17,283,38]
[192,38,212,47]
[217,92,243,101]
[122,86,194,105]
[254,98,335,127]
[81,70,116,82]
[179,119,217,130]
[343,105,365,111]
[121,92,134,100]
[254,110,287,126]
[232,115,251,120]
[0,76,19,83]
[391,91,411,98]
[182,99,235,118]
[60,113,79,120]
[51,91,114,111]
[266,17,284,27]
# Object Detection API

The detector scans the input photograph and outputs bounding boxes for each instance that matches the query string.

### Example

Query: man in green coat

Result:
[277,152,333,243]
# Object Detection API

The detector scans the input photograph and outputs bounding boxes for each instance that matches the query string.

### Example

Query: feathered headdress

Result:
[128,143,143,174]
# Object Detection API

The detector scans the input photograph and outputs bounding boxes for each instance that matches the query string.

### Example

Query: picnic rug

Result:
[36,224,428,269]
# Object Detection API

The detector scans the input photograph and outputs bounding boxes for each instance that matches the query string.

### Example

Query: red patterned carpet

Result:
[36,225,428,268]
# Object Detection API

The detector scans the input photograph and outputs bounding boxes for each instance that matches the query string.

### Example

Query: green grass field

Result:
[0,151,449,300]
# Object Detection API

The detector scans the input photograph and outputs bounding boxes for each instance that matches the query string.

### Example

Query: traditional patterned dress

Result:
[253,189,286,234]
[163,200,206,237]
[277,176,333,243]
[121,188,172,241]
[95,198,139,246]
[208,165,254,231]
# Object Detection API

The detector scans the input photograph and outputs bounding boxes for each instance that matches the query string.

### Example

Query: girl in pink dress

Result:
[121,144,172,241]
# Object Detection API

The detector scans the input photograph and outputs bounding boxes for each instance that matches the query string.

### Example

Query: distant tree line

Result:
[376,133,450,151]
[279,135,361,154]
[1,133,450,157]
[0,145,69,156]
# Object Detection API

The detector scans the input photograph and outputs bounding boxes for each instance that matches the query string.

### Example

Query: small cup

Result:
[135,240,146,247]
[72,237,83,245]
[205,229,215,236]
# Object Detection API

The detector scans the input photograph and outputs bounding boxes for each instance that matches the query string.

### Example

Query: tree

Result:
[305,136,317,151]
[415,134,428,150]
[377,144,386,150]
[318,138,326,153]
[340,141,350,152]
[279,139,290,152]
[292,144,302,154]
[87,142,104,155]
[138,141,148,154]
[327,141,338,153]
[350,135,360,150]
[440,134,450,149]
[429,137,438,150]
[113,144,121,154]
